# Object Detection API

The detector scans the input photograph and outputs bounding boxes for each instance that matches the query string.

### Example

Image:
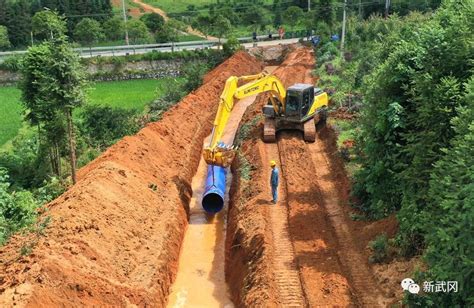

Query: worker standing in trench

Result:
[270,160,279,204]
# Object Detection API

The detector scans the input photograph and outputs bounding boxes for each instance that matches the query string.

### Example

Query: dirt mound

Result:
[0,51,263,307]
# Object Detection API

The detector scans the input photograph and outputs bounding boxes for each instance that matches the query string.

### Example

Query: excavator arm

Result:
[203,72,287,167]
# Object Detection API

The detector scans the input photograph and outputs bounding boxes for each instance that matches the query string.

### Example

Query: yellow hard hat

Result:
[270,160,276,167]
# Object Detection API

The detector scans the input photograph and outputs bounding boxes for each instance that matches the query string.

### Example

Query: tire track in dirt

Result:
[263,142,306,307]
[306,131,389,307]
[278,133,355,306]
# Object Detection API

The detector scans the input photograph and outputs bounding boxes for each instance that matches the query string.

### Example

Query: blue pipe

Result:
[202,165,227,213]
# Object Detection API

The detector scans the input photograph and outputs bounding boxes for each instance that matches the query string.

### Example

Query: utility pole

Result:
[308,0,311,11]
[341,0,347,58]
[385,0,391,18]
[121,0,129,45]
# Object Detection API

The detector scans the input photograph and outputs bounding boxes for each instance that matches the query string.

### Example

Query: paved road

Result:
[77,38,301,58]
[0,37,303,61]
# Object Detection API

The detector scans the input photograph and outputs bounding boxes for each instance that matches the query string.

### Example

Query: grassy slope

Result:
[0,87,23,147]
[0,78,183,147]
[143,0,215,14]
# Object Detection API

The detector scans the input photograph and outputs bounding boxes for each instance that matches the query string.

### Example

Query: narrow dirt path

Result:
[131,0,216,39]
[307,133,389,307]
[167,94,258,307]
[261,142,306,307]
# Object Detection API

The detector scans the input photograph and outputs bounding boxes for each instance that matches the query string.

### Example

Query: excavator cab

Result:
[285,84,315,120]
[263,84,327,143]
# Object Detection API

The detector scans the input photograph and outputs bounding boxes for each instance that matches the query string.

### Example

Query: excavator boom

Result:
[203,72,286,167]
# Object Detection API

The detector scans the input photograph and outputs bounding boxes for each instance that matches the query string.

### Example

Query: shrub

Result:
[79,105,141,149]
[0,55,23,72]
[369,233,389,263]
[223,36,242,56]
[181,61,209,92]
[147,79,184,121]
[0,168,39,245]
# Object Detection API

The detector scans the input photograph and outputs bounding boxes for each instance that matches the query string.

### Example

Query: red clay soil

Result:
[0,51,263,307]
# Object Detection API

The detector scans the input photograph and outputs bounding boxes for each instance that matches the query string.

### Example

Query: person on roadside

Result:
[278,26,284,40]
[270,160,279,204]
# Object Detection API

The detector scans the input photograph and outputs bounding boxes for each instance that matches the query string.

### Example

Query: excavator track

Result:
[303,117,316,142]
[264,118,277,143]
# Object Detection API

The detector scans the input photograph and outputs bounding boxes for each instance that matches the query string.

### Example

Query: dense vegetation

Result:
[316,1,472,305]
[0,0,444,50]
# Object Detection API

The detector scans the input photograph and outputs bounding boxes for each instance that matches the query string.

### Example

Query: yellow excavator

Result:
[203,72,328,168]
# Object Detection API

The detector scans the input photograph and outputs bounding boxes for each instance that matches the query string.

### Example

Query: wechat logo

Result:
[401,278,420,294]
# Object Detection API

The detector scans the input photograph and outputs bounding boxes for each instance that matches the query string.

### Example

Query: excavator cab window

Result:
[301,89,311,116]
[285,92,300,117]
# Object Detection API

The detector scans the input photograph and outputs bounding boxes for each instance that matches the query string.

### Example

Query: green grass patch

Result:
[0,78,184,148]
[87,78,182,110]
[0,87,23,146]
[143,0,215,14]
[176,34,205,42]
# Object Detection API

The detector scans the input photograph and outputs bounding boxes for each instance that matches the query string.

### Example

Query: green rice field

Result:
[0,78,183,147]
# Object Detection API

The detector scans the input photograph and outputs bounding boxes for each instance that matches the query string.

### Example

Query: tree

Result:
[127,19,150,44]
[240,4,267,30]
[283,6,303,30]
[20,33,87,184]
[155,23,178,43]
[5,0,32,47]
[31,10,67,41]
[192,14,212,38]
[315,0,335,28]
[73,18,104,46]
[0,26,11,50]
[211,15,231,46]
[140,13,165,33]
[103,17,125,41]
[421,78,474,306]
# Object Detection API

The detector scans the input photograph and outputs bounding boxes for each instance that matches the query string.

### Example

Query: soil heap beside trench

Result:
[0,51,263,307]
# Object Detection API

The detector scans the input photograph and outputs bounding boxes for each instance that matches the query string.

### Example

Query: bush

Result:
[181,61,209,92]
[79,105,141,149]
[0,55,23,72]
[0,168,39,245]
[223,36,242,56]
[0,133,51,189]
[147,79,184,121]
[417,78,474,306]
[369,234,389,263]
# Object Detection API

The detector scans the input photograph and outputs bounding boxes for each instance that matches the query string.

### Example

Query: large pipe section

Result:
[202,165,227,213]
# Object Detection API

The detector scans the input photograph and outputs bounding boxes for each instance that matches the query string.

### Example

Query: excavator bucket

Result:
[202,145,236,168]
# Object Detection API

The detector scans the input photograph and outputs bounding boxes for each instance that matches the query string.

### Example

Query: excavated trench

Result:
[166,94,258,307]
[167,65,279,307]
